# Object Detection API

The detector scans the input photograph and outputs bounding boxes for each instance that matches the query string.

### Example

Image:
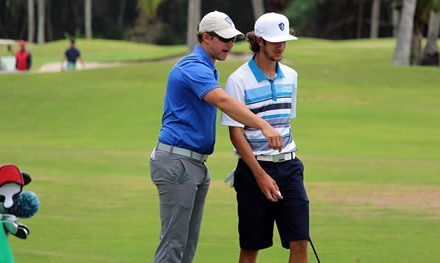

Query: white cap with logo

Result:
[199,11,244,39]
[255,12,297,42]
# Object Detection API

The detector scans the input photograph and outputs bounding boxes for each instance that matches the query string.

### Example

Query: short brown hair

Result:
[246,32,260,53]
[197,32,204,43]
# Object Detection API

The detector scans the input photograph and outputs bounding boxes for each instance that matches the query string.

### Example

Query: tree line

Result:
[1,0,438,66]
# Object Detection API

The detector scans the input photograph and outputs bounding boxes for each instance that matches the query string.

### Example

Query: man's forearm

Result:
[229,126,282,202]
[205,88,282,151]
[221,96,270,131]
[205,88,269,130]
[229,127,266,179]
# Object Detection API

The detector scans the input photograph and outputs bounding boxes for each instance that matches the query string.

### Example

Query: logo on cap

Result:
[278,22,285,31]
[225,17,233,25]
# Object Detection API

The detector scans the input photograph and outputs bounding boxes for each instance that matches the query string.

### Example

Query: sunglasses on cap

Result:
[206,32,236,43]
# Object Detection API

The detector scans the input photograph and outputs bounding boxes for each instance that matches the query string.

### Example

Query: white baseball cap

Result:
[255,13,298,42]
[199,11,244,39]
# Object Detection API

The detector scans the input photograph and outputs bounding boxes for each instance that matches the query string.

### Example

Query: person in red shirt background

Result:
[15,40,32,71]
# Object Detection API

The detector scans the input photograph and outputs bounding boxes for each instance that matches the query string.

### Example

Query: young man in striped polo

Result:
[221,13,310,263]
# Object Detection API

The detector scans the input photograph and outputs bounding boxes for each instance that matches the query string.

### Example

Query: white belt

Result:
[255,152,296,163]
[156,142,209,162]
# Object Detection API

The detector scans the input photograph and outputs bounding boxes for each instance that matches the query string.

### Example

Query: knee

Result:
[240,249,258,263]
[289,240,308,253]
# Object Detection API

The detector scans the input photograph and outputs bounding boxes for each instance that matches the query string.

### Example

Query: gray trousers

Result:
[150,150,210,263]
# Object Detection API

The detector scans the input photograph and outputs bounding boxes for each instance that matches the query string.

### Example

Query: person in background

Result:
[149,10,283,263]
[221,12,310,263]
[61,38,85,71]
[15,40,32,71]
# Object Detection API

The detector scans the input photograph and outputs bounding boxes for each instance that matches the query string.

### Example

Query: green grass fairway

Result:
[1,38,439,262]
[1,39,188,69]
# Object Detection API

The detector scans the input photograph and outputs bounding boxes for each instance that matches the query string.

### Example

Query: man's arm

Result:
[27,54,32,70]
[79,57,85,68]
[229,126,283,202]
[61,55,66,70]
[204,88,283,151]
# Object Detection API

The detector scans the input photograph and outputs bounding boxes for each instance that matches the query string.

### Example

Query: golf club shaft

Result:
[309,236,320,263]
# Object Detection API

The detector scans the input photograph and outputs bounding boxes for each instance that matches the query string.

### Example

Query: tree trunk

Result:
[392,1,400,37]
[421,11,440,65]
[37,0,45,44]
[424,11,440,54]
[370,0,380,38]
[85,0,92,39]
[410,20,423,65]
[117,0,127,31]
[46,5,53,41]
[251,0,265,21]
[28,0,34,43]
[267,0,289,12]
[392,0,417,66]
[186,0,201,51]
[357,0,365,38]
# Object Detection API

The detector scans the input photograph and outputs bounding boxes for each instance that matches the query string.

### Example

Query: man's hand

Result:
[261,124,283,152]
[255,172,283,202]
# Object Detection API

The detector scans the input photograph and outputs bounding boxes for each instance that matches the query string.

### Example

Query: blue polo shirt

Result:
[65,47,80,63]
[158,45,220,154]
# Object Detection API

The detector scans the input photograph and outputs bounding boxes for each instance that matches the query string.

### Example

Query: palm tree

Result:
[37,0,45,44]
[422,0,440,65]
[85,0,92,39]
[410,0,440,64]
[117,0,127,31]
[393,0,417,66]
[134,0,162,42]
[370,0,381,38]
[252,0,265,21]
[186,0,201,50]
[28,0,35,43]
[425,11,440,54]
[392,1,400,36]
[138,0,162,17]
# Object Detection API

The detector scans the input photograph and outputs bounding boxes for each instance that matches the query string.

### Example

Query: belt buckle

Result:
[190,150,207,162]
[192,152,201,161]
[273,154,286,162]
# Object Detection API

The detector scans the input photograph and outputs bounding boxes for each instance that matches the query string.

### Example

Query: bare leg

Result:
[289,240,308,263]
[239,249,258,263]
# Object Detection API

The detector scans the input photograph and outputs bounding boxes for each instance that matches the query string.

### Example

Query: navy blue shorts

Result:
[234,157,309,250]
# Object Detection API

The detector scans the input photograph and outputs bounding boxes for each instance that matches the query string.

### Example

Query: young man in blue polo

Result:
[221,13,310,263]
[61,39,85,71]
[149,11,284,263]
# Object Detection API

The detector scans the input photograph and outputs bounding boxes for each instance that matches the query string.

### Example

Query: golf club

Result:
[309,236,321,263]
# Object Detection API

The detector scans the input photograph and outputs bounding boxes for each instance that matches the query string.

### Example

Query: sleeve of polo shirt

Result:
[180,63,220,100]
[220,76,245,128]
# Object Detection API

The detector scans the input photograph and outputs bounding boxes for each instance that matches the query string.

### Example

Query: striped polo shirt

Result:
[220,57,298,156]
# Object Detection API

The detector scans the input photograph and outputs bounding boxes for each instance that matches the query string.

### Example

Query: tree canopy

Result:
[1,0,439,67]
